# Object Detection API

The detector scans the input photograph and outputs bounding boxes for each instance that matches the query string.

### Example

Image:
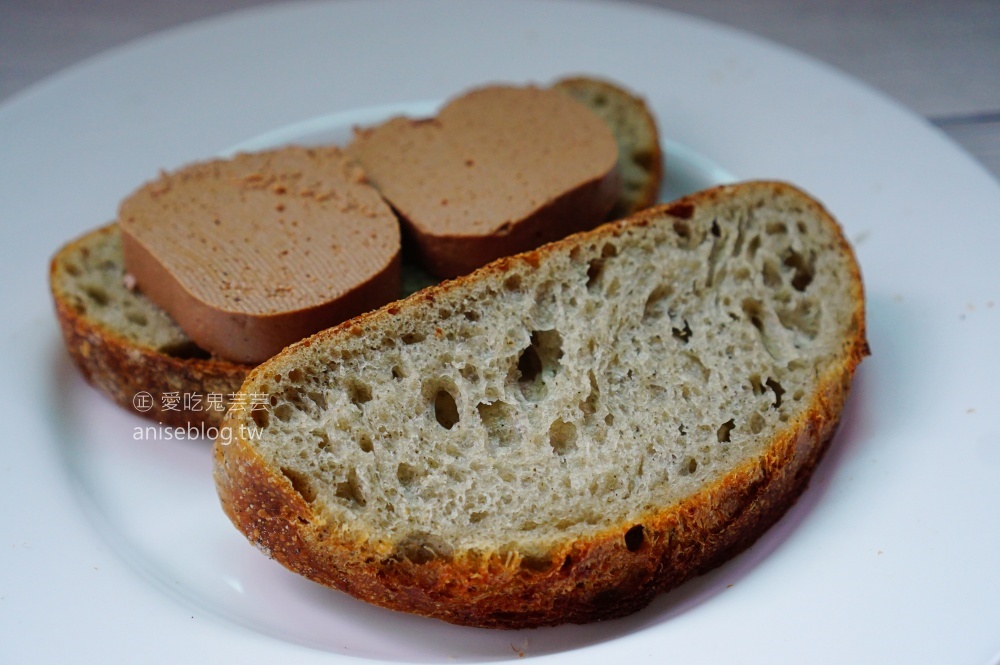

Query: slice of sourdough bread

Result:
[50,224,249,428]
[213,181,868,628]
[552,76,663,218]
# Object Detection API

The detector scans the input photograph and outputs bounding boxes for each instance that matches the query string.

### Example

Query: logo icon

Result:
[133,391,154,412]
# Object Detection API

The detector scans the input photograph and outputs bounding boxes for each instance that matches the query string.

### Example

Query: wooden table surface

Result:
[2,0,998,178]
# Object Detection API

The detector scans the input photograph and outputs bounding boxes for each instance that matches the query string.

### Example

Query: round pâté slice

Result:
[119,146,401,365]
[346,85,622,279]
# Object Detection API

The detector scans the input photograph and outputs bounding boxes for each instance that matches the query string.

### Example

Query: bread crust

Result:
[213,181,868,628]
[50,224,249,428]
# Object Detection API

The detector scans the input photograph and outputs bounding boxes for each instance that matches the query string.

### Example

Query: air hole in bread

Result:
[629,147,655,173]
[766,222,787,235]
[306,391,327,410]
[64,262,82,277]
[717,419,735,443]
[504,274,522,291]
[460,364,480,383]
[672,220,692,246]
[434,389,460,429]
[125,310,148,327]
[681,457,698,476]
[548,419,578,455]
[391,364,407,380]
[579,372,600,416]
[397,462,418,486]
[749,374,765,396]
[274,403,294,423]
[762,260,782,288]
[313,429,330,451]
[671,319,692,343]
[347,380,373,406]
[705,234,727,288]
[250,404,269,429]
[585,259,603,289]
[520,520,540,532]
[743,299,765,332]
[288,369,304,383]
[516,330,563,401]
[464,310,480,322]
[624,524,645,552]
[478,401,518,448]
[158,340,212,360]
[280,385,309,411]
[748,412,765,434]
[765,377,785,408]
[281,466,316,503]
[401,331,425,345]
[733,266,751,282]
[83,286,109,307]
[517,341,542,389]
[748,235,761,259]
[777,299,820,339]
[783,249,815,291]
[642,283,673,322]
[335,467,366,507]
[358,433,374,453]
[469,511,487,524]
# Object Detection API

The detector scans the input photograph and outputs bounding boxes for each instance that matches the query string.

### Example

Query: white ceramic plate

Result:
[2,1,998,663]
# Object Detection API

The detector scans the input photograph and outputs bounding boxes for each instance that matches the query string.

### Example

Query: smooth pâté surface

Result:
[214,181,867,627]
[119,146,401,364]
[347,85,622,278]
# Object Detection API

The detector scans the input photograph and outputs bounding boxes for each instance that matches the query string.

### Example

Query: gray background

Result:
[2,0,998,178]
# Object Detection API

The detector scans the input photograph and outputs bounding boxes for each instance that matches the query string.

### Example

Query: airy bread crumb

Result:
[214,181,868,628]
